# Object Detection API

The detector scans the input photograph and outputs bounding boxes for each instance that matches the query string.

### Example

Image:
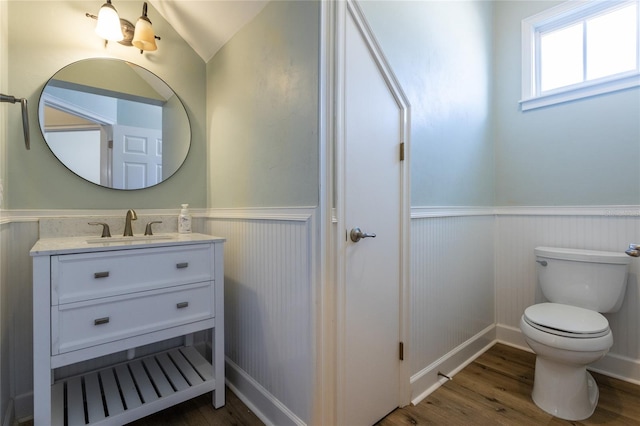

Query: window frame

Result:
[520,0,640,111]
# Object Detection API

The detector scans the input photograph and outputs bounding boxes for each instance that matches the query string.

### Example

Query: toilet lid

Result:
[524,303,610,337]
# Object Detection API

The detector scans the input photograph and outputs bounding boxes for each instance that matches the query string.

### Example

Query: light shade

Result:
[132,2,157,52]
[132,18,157,51]
[95,0,123,42]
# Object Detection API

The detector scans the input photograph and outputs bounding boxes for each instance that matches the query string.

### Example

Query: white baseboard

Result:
[410,325,496,406]
[12,392,31,424]
[2,400,13,426]
[495,323,529,351]
[496,323,640,385]
[225,358,306,426]
[590,353,640,385]
[2,394,33,426]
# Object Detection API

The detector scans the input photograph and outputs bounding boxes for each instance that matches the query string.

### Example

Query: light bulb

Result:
[95,1,123,42]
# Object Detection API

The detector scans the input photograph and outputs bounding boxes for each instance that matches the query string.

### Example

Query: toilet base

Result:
[531,356,599,421]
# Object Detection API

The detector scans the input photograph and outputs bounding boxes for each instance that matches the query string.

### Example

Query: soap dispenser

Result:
[178,204,192,234]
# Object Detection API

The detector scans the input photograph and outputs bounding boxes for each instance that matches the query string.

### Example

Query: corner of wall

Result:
[1,400,13,426]
[0,1,9,422]
[410,325,496,406]
[0,0,8,210]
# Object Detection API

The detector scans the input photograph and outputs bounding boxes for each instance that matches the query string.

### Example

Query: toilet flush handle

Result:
[536,260,548,266]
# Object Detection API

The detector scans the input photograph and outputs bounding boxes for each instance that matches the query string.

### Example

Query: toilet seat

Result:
[524,303,610,338]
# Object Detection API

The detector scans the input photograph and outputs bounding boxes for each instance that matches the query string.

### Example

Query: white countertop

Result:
[30,233,226,256]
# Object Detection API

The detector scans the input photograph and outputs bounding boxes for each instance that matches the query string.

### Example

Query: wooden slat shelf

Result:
[52,346,215,425]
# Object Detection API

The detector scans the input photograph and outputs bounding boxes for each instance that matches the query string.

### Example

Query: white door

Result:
[340,3,407,425]
[112,125,162,189]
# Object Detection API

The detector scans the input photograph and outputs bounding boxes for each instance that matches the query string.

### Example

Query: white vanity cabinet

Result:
[30,234,225,426]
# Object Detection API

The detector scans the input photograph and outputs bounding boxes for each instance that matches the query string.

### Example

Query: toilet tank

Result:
[535,247,631,313]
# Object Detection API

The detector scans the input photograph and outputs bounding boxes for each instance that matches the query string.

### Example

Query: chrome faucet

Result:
[124,209,138,236]
[625,244,640,257]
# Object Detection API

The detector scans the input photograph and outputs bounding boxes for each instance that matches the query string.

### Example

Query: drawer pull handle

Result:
[176,302,189,309]
[176,262,189,269]
[94,317,110,325]
[94,271,110,279]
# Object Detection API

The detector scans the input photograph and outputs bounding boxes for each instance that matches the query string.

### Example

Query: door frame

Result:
[324,0,412,423]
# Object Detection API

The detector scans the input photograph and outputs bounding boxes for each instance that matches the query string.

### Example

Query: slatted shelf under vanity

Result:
[51,346,215,425]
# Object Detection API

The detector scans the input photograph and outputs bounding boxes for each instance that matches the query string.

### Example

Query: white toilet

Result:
[520,246,630,421]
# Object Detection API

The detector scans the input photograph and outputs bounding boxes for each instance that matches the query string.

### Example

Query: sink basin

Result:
[86,235,176,244]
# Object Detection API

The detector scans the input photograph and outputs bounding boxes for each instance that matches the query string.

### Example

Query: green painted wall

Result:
[5,1,206,209]
[493,1,640,206]
[1,0,7,210]
[360,0,495,207]
[206,0,319,208]
[360,0,639,207]
[6,0,634,211]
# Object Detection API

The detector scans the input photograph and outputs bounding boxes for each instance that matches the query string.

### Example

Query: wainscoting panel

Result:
[495,213,640,381]
[410,214,495,400]
[1,222,11,426]
[1,220,39,421]
[206,211,313,425]
[5,207,639,423]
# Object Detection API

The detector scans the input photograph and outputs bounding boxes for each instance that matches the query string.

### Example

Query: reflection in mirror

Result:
[38,58,191,190]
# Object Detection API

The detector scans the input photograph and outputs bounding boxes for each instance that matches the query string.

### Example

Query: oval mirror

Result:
[38,58,191,190]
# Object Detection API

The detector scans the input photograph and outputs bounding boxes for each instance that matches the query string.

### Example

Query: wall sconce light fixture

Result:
[132,2,157,52]
[86,1,160,53]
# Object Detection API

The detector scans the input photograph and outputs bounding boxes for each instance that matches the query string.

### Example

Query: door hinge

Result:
[399,341,404,361]
[108,140,113,149]
[399,142,405,161]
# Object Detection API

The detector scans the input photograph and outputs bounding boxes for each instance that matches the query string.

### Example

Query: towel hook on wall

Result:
[0,93,30,150]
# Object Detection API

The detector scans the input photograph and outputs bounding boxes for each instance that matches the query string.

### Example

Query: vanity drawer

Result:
[52,244,213,305]
[52,281,214,355]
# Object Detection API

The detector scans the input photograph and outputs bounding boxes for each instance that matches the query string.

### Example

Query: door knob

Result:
[350,227,376,242]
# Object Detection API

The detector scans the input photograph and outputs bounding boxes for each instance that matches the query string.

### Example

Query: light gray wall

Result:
[493,1,640,206]
[360,0,495,207]
[0,0,7,205]
[206,0,319,208]
[6,1,206,209]
[117,100,161,129]
[1,1,9,422]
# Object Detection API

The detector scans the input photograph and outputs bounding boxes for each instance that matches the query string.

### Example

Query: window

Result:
[521,0,640,111]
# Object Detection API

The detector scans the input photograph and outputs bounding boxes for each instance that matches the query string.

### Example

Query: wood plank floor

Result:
[21,343,640,425]
[379,343,640,426]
